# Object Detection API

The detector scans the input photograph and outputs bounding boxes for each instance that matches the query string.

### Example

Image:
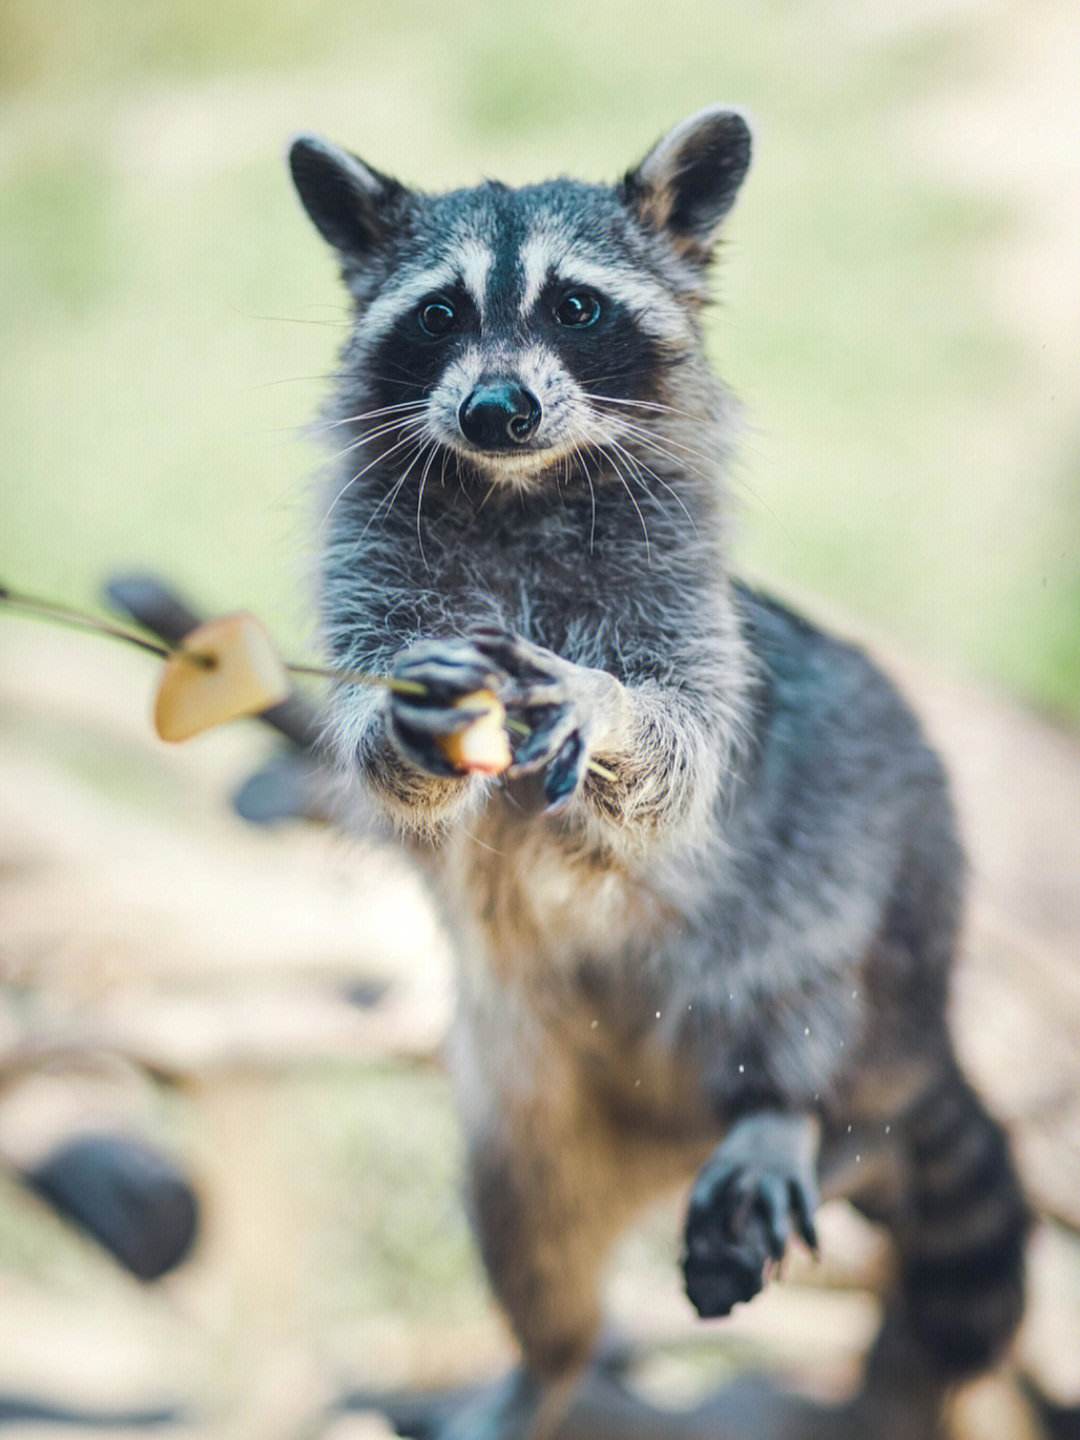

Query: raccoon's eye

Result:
[417,297,457,338]
[554,291,601,329]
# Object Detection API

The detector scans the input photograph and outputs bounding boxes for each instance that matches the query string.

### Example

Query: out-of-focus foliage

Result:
[1,0,1077,716]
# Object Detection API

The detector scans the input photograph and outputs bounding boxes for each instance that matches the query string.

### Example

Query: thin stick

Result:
[0,585,209,666]
[505,717,616,782]
[0,584,616,778]
[283,661,425,697]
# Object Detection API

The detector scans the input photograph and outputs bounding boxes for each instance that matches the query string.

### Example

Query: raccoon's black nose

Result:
[458,382,541,449]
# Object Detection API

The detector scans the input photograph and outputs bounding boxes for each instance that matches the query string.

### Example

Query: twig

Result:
[0,585,194,664]
[1,581,616,779]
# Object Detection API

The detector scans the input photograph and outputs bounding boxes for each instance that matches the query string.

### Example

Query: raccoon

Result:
[288,108,1028,1439]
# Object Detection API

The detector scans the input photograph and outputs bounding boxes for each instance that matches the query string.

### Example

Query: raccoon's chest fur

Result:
[435,794,674,983]
[433,799,721,1134]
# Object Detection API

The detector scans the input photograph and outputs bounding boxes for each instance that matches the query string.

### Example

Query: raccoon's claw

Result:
[464,627,618,809]
[509,701,575,767]
[508,703,589,811]
[543,730,588,811]
[467,628,590,793]
[392,638,505,704]
[388,638,507,777]
[469,628,569,705]
[467,626,551,676]
[682,1158,818,1320]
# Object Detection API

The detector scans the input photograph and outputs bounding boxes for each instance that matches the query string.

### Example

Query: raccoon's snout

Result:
[458,381,542,450]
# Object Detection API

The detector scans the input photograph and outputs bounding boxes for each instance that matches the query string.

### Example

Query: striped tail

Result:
[899,1066,1029,1377]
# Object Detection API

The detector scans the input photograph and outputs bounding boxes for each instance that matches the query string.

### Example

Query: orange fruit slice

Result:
[437,689,512,775]
[154,613,290,742]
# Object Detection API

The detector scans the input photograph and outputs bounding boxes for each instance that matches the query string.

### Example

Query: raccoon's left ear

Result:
[288,134,409,258]
[620,106,752,263]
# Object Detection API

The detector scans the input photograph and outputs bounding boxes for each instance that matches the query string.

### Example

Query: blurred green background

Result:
[2,0,1078,717]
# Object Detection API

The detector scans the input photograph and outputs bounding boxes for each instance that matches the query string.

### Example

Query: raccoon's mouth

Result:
[453,441,566,480]
[426,389,583,483]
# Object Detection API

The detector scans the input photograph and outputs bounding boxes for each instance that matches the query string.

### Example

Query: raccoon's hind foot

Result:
[683,1112,819,1320]
[424,1368,568,1440]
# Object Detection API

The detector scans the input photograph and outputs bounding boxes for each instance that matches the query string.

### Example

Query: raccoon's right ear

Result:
[620,106,752,264]
[288,134,408,257]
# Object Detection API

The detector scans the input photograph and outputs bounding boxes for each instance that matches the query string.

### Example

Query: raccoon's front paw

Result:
[682,1154,818,1319]
[468,628,614,810]
[387,638,507,778]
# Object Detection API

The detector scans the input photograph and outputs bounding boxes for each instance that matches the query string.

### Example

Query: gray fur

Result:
[290,110,1027,1438]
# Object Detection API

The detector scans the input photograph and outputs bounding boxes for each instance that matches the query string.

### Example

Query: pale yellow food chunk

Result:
[154,613,291,742]
[437,688,512,776]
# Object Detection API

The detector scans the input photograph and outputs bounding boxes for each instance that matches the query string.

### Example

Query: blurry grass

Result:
[0,1173,167,1301]
[0,1082,192,1296]
[0,1064,486,1334]
[0,1058,687,1341]
[1,0,1077,715]
[0,690,202,813]
[293,1065,487,1328]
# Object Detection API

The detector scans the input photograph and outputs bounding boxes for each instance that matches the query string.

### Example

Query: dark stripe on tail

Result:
[900,1068,1029,1377]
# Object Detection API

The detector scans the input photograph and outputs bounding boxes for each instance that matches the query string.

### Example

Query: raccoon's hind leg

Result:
[893,1060,1029,1377]
[431,1132,638,1440]
[433,1031,675,1440]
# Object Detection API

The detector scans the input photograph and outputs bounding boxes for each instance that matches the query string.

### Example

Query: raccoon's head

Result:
[289,107,751,488]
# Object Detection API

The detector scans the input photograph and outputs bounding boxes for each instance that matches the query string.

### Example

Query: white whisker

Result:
[598,442,651,564]
[316,400,430,433]
[600,412,718,473]
[587,392,702,424]
[351,435,433,549]
[321,421,429,528]
[605,413,788,535]
[571,441,598,555]
[415,441,441,570]
[322,412,431,468]
[601,431,699,537]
